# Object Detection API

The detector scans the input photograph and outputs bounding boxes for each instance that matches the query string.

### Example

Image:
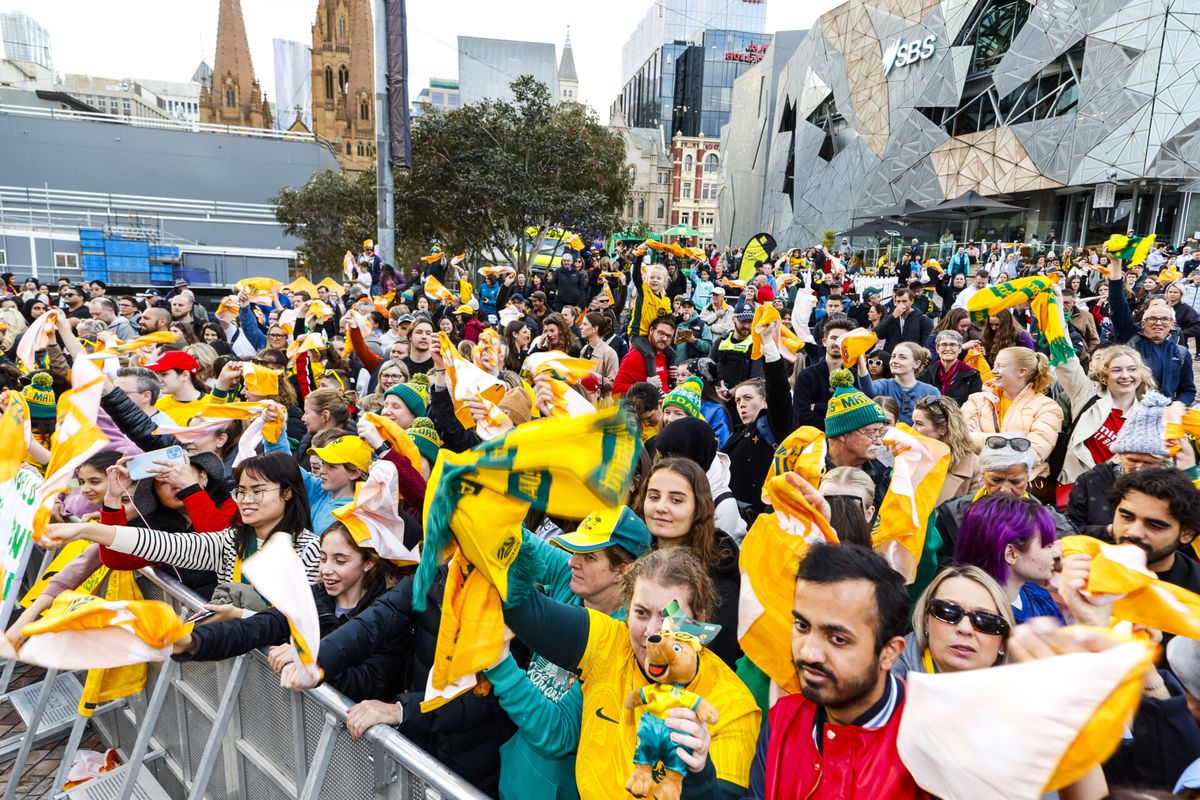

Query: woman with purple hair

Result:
[953,493,1065,624]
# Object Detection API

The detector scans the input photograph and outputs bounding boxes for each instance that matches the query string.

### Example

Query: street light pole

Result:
[373,0,395,267]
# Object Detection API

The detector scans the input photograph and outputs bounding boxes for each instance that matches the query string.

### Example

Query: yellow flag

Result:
[287,331,327,361]
[16,589,192,670]
[767,426,827,486]
[839,328,878,365]
[34,353,109,547]
[1030,289,1075,366]
[343,251,357,280]
[1061,535,1200,638]
[363,412,421,472]
[0,390,30,482]
[110,330,179,353]
[332,460,421,565]
[750,304,801,360]
[738,473,838,694]
[898,628,1155,798]
[20,540,109,609]
[439,331,508,435]
[240,533,322,685]
[871,424,950,584]
[78,570,149,716]
[239,362,281,397]
[966,273,1058,324]
[424,275,457,305]
[199,400,284,466]
[235,277,283,296]
[16,307,61,372]
[306,299,334,321]
[472,328,503,374]
[522,351,596,385]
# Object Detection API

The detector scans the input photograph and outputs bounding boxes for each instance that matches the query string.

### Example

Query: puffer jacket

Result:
[177,579,405,703]
[1053,352,1124,484]
[317,567,514,796]
[962,384,1064,476]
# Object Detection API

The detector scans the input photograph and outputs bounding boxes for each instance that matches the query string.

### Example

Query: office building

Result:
[412,78,460,118]
[718,0,1200,248]
[617,0,769,141]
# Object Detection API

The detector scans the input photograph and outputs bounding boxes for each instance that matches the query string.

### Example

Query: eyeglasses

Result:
[856,425,886,441]
[1143,316,1174,324]
[928,598,1010,636]
[267,332,287,339]
[985,436,1031,452]
[867,358,883,367]
[234,487,281,503]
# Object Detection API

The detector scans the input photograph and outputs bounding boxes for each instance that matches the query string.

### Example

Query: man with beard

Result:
[747,543,928,799]
[1109,467,1200,594]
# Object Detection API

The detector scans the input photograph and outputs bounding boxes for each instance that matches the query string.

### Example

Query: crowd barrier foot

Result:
[0,671,83,763]
[54,750,170,800]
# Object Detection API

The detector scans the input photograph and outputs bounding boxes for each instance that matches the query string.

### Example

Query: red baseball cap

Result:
[756,285,776,303]
[146,350,199,373]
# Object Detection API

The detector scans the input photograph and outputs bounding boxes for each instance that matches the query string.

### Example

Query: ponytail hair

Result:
[585,311,612,338]
[999,346,1053,394]
[304,386,351,428]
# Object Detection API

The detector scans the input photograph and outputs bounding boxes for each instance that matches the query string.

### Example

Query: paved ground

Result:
[1,663,103,799]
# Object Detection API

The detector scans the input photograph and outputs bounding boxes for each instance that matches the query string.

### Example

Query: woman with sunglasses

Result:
[953,493,1064,624]
[913,395,981,503]
[864,346,890,380]
[892,565,1013,678]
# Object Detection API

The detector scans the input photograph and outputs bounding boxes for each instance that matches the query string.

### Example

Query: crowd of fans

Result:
[6,229,1200,799]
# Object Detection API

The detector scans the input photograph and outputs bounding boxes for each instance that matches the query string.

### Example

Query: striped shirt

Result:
[109,526,321,584]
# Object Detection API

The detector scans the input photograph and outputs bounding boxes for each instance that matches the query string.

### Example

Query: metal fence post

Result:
[185,655,248,800]
[115,659,175,800]
[53,713,89,791]
[0,666,58,800]
[296,714,338,800]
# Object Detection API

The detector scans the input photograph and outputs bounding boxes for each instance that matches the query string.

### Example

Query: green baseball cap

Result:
[550,506,652,559]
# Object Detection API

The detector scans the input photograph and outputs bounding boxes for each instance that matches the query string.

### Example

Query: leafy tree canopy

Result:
[273,168,375,277]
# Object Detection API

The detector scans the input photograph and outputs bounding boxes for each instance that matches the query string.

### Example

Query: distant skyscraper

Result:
[310,0,375,170]
[273,39,312,132]
[199,0,272,128]
[0,11,53,72]
[617,0,769,141]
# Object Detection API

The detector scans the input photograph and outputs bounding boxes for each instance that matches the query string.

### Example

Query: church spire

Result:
[558,26,578,103]
[200,0,271,128]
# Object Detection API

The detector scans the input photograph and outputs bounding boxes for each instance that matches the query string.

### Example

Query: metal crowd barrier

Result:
[1,568,490,800]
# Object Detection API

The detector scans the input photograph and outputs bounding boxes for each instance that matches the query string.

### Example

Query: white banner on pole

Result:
[0,467,44,626]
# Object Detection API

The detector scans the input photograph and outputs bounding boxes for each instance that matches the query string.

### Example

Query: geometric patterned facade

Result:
[718,0,1200,247]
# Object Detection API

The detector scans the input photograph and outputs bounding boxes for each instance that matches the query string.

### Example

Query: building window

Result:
[656,199,665,219]
[431,92,444,104]
[54,253,79,269]
[683,154,693,173]
[637,199,645,218]
[959,0,1032,75]
[360,98,370,120]
[683,183,691,199]
[224,88,235,108]
[448,94,460,106]
[807,94,851,162]
[658,170,667,184]
[338,65,349,96]
[346,142,352,155]
[325,67,334,99]
[699,183,707,199]
[627,201,634,217]
[338,15,346,39]
[704,153,718,173]
[0,250,6,266]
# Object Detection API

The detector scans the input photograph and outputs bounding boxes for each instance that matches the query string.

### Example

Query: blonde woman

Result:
[913,395,981,504]
[962,346,1063,476]
[891,564,1014,678]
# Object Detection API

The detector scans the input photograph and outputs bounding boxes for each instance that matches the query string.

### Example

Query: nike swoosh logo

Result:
[595,707,618,724]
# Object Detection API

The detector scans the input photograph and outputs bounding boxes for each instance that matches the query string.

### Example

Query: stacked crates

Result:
[79,228,107,282]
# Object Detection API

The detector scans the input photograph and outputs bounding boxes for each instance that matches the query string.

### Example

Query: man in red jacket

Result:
[748,542,931,799]
[613,314,677,395]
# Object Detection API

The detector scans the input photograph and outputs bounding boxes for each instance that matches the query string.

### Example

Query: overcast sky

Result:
[7,0,838,123]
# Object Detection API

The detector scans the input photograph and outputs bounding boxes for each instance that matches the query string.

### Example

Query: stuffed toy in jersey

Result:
[624,603,721,800]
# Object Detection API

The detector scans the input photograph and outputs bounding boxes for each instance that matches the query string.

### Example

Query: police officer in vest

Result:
[709,300,763,397]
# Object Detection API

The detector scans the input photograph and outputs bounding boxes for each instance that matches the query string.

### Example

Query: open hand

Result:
[665,707,712,773]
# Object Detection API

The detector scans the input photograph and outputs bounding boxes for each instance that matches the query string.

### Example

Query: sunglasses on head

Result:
[985,435,1031,452]
[928,598,1010,636]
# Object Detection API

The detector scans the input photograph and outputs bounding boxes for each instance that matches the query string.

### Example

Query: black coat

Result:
[919,362,983,407]
[874,310,934,353]
[723,357,795,512]
[1066,462,1119,540]
[179,580,405,703]
[317,568,514,796]
[550,266,589,310]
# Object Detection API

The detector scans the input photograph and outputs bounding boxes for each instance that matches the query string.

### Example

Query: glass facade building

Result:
[618,0,769,141]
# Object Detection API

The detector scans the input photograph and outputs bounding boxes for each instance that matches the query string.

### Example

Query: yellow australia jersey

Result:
[574,609,760,798]
[639,683,703,716]
[155,393,213,426]
[628,286,673,338]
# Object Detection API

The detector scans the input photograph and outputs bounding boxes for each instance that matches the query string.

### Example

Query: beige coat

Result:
[1054,354,1117,484]
[962,385,1064,476]
[937,453,982,505]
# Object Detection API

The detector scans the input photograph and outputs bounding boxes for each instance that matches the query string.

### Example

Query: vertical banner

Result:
[385,0,412,168]
[0,467,42,627]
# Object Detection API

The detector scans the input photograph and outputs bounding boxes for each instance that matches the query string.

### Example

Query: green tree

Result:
[396,76,630,271]
[272,168,376,276]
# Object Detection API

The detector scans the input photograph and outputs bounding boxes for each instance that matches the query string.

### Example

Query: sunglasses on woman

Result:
[928,598,1010,636]
[984,435,1031,452]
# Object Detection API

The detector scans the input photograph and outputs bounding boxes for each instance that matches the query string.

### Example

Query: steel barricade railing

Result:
[3,567,490,800]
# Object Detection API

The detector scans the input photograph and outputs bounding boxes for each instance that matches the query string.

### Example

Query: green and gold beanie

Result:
[825,369,887,438]
[662,376,704,420]
[22,372,56,420]
[408,416,442,465]
[386,372,430,416]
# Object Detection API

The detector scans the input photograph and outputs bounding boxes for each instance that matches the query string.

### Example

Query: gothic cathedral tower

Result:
[199,0,272,128]
[311,0,376,171]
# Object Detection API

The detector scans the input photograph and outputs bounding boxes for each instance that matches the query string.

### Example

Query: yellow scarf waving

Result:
[767,426,826,486]
[966,273,1058,324]
[439,331,510,435]
[871,424,950,584]
[424,275,457,305]
[413,407,641,709]
[750,304,802,360]
[738,473,837,695]
[1031,287,1075,367]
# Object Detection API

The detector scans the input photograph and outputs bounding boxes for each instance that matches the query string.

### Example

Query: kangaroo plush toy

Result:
[624,617,720,800]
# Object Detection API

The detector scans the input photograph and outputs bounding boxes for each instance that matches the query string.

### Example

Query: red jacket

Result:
[758,681,929,800]
[612,348,669,395]
[98,486,239,571]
